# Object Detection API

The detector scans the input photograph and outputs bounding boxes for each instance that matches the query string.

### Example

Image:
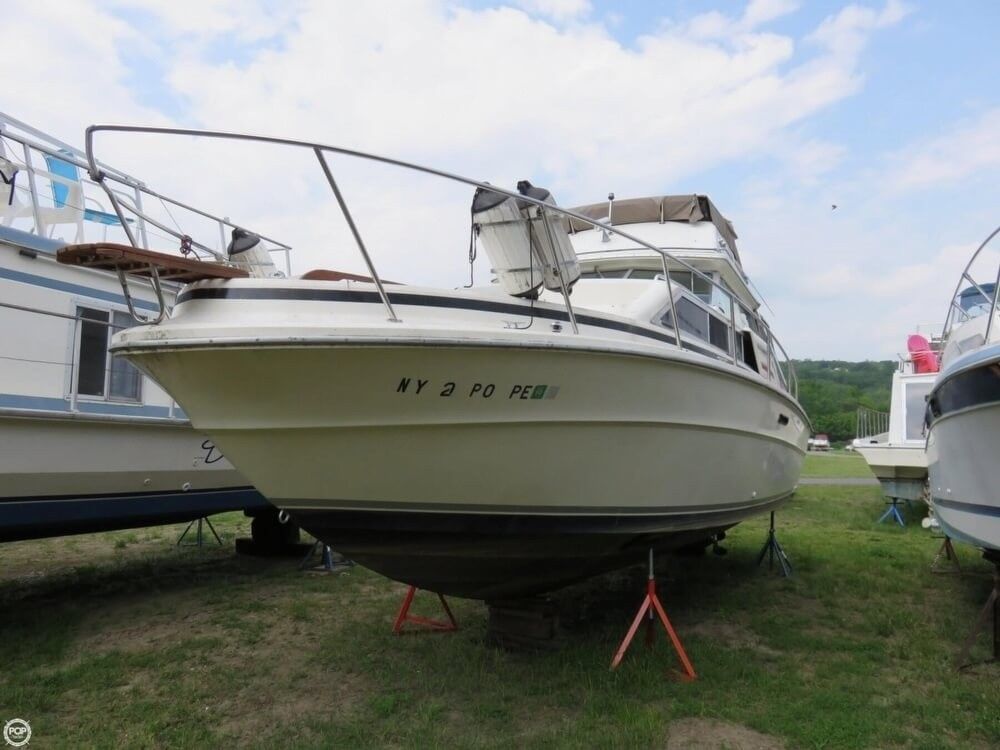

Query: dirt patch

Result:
[212,615,371,742]
[217,669,369,742]
[686,622,781,658]
[665,718,786,750]
[73,592,222,655]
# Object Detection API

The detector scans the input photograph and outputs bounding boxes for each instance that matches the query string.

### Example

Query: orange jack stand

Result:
[392,585,459,635]
[610,549,696,680]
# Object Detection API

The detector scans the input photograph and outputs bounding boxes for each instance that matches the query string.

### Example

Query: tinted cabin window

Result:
[741,330,759,371]
[108,311,141,400]
[709,316,729,351]
[77,308,108,397]
[669,271,692,290]
[662,297,709,340]
[76,307,142,401]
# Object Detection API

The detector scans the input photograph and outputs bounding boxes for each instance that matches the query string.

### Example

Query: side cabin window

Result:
[76,307,142,401]
[668,271,712,303]
[579,268,663,280]
[660,296,731,354]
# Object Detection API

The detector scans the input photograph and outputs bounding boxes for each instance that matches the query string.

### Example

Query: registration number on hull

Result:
[396,378,559,400]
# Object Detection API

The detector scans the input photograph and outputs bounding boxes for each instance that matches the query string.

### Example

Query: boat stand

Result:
[877,499,907,527]
[955,554,999,670]
[931,536,963,575]
[176,517,222,547]
[610,549,696,680]
[393,586,459,635]
[756,512,792,577]
[298,539,354,573]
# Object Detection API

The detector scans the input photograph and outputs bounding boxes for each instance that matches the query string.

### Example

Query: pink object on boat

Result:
[908,334,939,374]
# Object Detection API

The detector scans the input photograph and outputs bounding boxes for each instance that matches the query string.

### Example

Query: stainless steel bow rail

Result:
[941,224,1000,344]
[84,124,798,399]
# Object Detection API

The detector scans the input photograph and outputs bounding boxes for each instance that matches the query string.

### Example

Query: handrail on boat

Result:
[941,224,1000,344]
[82,123,798,399]
[0,112,293,271]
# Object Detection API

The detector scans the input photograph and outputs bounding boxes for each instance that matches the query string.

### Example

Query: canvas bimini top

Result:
[566,194,741,265]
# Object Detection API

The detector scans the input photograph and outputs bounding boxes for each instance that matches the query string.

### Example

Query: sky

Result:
[3,0,998,360]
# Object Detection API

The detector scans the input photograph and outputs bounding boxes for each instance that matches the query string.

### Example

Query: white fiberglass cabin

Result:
[853,335,939,503]
[99,126,809,601]
[0,113,292,542]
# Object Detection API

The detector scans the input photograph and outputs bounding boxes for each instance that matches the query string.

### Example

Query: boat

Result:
[853,334,938,505]
[926,225,1000,553]
[78,125,809,600]
[0,113,291,543]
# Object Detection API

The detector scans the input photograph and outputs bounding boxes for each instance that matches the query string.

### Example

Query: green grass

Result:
[802,452,871,478]
[1,496,998,749]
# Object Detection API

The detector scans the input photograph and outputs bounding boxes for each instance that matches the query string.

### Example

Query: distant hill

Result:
[792,360,896,443]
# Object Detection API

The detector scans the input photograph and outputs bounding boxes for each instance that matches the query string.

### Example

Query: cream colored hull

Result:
[114,279,807,597]
[126,344,806,515]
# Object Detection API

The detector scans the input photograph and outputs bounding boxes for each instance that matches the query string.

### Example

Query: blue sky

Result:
[4,0,999,359]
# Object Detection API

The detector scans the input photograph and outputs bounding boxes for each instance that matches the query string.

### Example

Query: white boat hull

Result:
[927,347,1000,552]
[853,443,927,501]
[0,413,267,541]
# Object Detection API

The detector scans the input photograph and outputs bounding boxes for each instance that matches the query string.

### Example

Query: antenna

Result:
[602,192,615,243]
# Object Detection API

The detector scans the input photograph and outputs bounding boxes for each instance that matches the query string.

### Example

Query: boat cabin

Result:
[558,194,783,385]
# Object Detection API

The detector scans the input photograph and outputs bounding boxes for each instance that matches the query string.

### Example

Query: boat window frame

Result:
[655,287,734,357]
[71,302,143,404]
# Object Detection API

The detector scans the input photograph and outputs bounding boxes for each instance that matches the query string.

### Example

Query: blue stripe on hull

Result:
[0,392,186,420]
[0,265,160,311]
[933,497,1000,552]
[0,488,271,543]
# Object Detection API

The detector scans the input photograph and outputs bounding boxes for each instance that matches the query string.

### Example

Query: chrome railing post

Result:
[728,294,737,364]
[21,141,43,236]
[94,177,140,248]
[218,218,228,256]
[132,186,149,248]
[660,253,682,349]
[766,330,775,384]
[313,148,398,322]
[539,206,578,334]
[984,260,1000,344]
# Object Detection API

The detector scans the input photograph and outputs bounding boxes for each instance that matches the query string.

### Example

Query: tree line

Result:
[793,360,896,444]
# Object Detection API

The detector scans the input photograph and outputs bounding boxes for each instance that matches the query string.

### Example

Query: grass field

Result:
[1,487,998,749]
[802,452,871,478]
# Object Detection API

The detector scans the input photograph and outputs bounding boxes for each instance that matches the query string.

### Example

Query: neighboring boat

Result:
[83,125,808,600]
[926,225,1000,553]
[853,334,938,504]
[0,113,289,542]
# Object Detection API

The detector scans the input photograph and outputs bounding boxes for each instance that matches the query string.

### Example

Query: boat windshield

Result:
[958,283,996,316]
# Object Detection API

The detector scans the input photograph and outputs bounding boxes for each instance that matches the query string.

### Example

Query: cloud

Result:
[108,0,301,41]
[884,107,1000,193]
[808,0,911,57]
[685,0,800,39]
[0,0,919,356]
[513,0,591,22]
